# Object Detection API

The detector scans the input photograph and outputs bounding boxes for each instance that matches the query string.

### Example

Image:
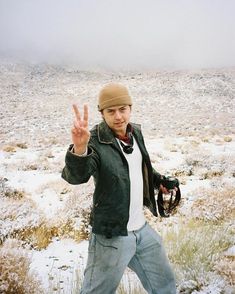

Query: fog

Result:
[0,0,235,70]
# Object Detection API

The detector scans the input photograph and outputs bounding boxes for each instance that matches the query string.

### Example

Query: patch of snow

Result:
[30,238,88,293]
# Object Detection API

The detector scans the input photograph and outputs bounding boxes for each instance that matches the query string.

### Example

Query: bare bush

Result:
[0,239,44,294]
[0,197,44,243]
[190,186,235,221]
[163,219,233,293]
[19,223,59,250]
[214,256,235,287]
[223,136,232,142]
[2,145,16,152]
[180,149,235,180]
[0,177,26,199]
[16,143,28,149]
[36,179,72,196]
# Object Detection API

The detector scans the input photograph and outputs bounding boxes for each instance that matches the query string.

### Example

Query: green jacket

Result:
[62,121,162,238]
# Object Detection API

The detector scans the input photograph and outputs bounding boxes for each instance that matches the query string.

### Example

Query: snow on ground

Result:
[0,61,234,293]
[31,238,88,292]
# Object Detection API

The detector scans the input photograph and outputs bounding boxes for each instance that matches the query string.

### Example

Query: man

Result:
[62,83,176,294]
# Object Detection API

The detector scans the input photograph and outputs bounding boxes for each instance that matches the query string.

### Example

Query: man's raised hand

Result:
[71,104,91,155]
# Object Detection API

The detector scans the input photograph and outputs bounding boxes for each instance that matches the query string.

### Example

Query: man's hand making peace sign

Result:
[71,104,91,155]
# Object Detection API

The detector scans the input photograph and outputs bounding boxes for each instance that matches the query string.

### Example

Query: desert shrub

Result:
[75,208,91,240]
[22,163,39,170]
[53,218,89,242]
[2,145,16,152]
[163,219,233,293]
[4,188,26,199]
[16,143,28,149]
[199,168,224,179]
[0,197,43,243]
[0,177,26,199]
[224,136,232,142]
[21,159,50,171]
[0,239,44,294]
[190,186,235,221]
[184,151,235,178]
[12,208,92,249]
[7,220,87,250]
[18,223,59,250]
[15,150,63,172]
[37,182,93,242]
[57,184,93,239]
[36,179,72,196]
[171,165,193,177]
[50,208,91,242]
[184,150,211,168]
[214,256,235,287]
[61,184,93,216]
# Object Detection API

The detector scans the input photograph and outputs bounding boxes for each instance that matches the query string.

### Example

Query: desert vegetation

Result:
[0,62,234,293]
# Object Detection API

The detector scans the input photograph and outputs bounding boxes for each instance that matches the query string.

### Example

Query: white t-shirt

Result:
[117,137,146,231]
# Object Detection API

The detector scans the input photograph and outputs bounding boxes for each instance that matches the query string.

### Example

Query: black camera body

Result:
[161,176,179,190]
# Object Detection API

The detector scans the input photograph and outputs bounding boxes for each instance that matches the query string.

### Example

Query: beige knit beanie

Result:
[98,83,132,111]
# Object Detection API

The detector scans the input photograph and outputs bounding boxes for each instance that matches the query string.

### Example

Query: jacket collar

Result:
[97,121,116,144]
[97,121,141,144]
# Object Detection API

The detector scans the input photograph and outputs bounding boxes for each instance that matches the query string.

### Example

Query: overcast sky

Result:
[0,0,235,70]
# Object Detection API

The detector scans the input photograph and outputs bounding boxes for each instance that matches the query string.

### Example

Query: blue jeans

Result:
[80,222,176,294]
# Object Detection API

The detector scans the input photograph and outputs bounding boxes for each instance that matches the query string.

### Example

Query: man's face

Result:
[102,105,131,136]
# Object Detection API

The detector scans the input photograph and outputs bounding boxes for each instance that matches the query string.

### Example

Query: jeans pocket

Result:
[146,223,163,247]
[95,235,122,268]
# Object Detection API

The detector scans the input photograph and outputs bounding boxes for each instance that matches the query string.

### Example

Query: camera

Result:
[161,176,179,190]
[157,176,181,217]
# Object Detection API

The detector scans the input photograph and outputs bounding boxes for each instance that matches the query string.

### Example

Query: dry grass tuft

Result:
[74,208,91,240]
[1,201,91,249]
[0,239,44,294]
[0,177,26,199]
[16,143,28,149]
[172,167,193,177]
[18,215,91,250]
[190,186,235,222]
[163,219,234,292]
[16,224,59,250]
[22,164,38,171]
[0,197,44,243]
[223,136,232,142]
[2,145,16,152]
[117,272,146,294]
[56,219,88,242]
[4,188,26,199]
[2,142,28,152]
[13,217,90,250]
[199,169,224,179]
[214,256,235,286]
[182,149,234,179]
[36,179,72,195]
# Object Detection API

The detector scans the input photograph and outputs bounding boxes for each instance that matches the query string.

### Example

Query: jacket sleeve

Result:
[152,167,164,189]
[61,144,99,185]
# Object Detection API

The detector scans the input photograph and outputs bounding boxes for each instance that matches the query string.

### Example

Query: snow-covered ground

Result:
[0,60,234,293]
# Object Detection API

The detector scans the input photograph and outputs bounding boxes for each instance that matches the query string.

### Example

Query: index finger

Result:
[72,104,81,121]
[83,104,89,125]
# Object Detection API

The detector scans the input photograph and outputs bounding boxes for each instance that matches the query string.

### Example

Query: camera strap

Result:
[157,187,181,217]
